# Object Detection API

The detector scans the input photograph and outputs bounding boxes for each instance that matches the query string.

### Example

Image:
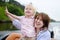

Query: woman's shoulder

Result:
[38,30,50,37]
[42,30,50,36]
[37,30,51,40]
[45,30,50,36]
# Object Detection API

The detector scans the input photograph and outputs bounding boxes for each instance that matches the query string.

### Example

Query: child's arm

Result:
[5,7,20,21]
[7,13,21,30]
[7,15,15,21]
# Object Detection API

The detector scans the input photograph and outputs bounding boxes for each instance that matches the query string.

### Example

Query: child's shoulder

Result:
[19,16,25,18]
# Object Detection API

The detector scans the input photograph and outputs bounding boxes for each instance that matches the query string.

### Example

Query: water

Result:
[0,22,60,40]
[0,23,17,31]
[49,22,60,40]
[0,30,21,40]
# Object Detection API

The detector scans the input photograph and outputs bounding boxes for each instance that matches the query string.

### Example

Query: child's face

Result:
[24,4,35,16]
[35,16,44,29]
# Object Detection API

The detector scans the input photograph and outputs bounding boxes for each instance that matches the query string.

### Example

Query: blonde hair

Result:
[25,3,36,15]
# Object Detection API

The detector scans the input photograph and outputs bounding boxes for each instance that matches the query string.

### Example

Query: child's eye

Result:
[25,8,28,10]
[29,8,32,10]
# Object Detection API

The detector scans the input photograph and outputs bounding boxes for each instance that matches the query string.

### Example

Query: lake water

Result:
[0,22,60,40]
[49,22,60,40]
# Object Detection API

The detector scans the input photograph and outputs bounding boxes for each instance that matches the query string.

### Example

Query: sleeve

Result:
[12,19,21,30]
[37,31,51,40]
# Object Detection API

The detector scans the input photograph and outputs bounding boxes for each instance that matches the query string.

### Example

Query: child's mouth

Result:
[26,11,31,13]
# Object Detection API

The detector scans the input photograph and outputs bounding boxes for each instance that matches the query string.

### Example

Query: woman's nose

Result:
[37,20,40,23]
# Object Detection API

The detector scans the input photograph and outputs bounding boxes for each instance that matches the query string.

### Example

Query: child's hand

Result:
[5,6,9,14]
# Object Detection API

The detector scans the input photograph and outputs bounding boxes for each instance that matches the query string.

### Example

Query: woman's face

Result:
[35,16,44,29]
[24,4,35,16]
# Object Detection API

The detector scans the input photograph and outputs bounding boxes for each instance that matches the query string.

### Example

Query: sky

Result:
[15,0,60,21]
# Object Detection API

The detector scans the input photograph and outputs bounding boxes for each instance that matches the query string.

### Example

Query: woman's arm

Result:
[5,7,20,21]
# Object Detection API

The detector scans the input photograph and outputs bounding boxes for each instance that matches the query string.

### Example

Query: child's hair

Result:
[34,12,50,30]
[25,3,36,15]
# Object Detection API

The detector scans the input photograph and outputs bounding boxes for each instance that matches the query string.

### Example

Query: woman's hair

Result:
[34,12,50,30]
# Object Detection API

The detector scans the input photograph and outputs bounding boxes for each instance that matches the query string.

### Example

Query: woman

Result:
[34,12,51,40]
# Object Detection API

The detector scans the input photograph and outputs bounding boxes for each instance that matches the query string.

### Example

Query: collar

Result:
[25,16,34,19]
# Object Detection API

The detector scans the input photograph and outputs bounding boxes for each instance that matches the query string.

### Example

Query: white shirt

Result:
[37,30,51,40]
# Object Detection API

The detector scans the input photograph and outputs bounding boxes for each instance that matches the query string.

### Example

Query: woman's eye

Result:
[40,19,42,21]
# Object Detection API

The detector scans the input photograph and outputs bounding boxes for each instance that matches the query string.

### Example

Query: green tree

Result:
[7,4,24,16]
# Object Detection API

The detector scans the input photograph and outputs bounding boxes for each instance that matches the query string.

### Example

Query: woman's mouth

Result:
[36,23,41,25]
